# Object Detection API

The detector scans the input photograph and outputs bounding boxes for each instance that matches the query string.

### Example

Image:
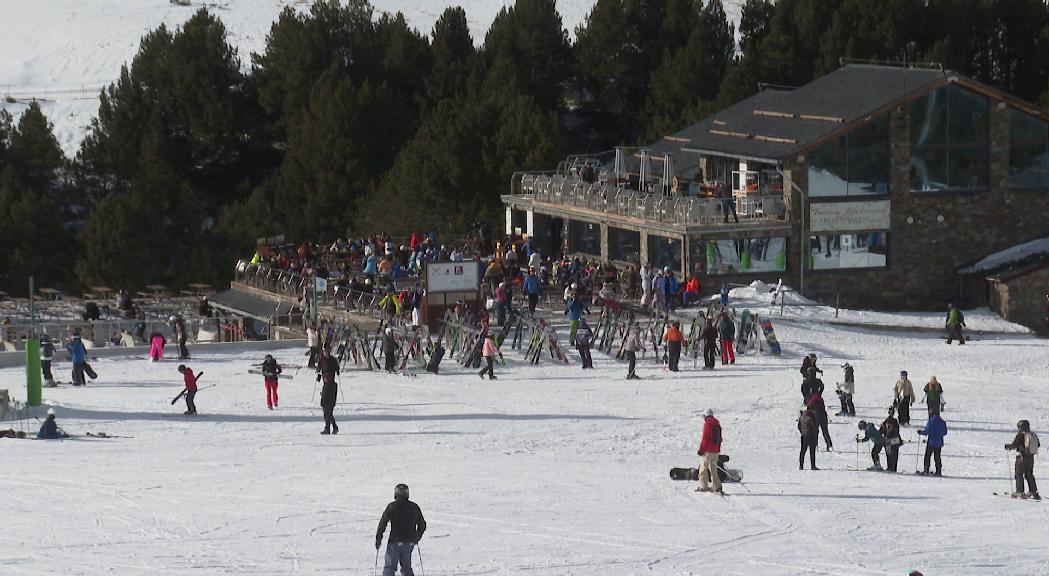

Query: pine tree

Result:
[428,6,475,104]
[739,0,774,55]
[483,0,571,111]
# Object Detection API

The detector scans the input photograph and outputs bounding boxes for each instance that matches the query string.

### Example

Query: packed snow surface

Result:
[3,306,1048,575]
[0,0,746,156]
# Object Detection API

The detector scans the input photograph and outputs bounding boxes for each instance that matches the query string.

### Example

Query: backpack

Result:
[1026,431,1040,456]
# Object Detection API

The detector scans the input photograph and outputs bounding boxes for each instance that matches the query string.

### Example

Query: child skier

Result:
[835,363,855,416]
[623,327,642,380]
[478,332,498,380]
[856,420,888,470]
[1005,420,1040,499]
[261,354,282,409]
[177,364,200,415]
[37,408,65,439]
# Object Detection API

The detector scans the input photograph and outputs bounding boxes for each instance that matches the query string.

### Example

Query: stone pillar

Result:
[600,222,609,262]
[505,206,513,236]
[889,106,910,198]
[988,98,1009,195]
[526,209,534,238]
[639,229,649,265]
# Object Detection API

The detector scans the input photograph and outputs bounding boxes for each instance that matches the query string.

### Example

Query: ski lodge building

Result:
[502,64,1049,311]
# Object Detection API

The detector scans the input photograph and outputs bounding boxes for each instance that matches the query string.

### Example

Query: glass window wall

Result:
[706,237,787,275]
[1009,108,1049,188]
[909,85,988,191]
[809,232,887,269]
[808,116,889,197]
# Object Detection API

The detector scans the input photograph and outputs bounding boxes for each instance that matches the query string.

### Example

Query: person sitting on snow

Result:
[37,408,65,439]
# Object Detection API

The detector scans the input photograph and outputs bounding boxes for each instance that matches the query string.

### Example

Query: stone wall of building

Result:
[998,268,1049,335]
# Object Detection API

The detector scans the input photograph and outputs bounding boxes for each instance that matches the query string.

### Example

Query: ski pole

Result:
[915,437,923,473]
[311,376,319,404]
[855,437,859,470]
[417,543,424,576]
[337,374,345,403]
[1007,455,1015,495]
[373,546,379,576]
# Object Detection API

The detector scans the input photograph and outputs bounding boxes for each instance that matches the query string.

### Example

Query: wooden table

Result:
[188,283,214,295]
[89,286,114,300]
[38,288,64,301]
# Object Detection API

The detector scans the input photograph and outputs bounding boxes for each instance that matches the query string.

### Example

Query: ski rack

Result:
[513,315,570,365]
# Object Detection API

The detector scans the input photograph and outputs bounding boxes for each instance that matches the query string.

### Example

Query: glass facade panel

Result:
[568,220,601,256]
[808,116,889,197]
[809,232,887,269]
[647,235,682,273]
[1009,108,1049,188]
[608,227,641,263]
[706,237,787,275]
[910,85,988,191]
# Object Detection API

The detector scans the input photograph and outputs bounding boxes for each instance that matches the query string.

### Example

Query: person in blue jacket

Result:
[662,267,680,313]
[917,413,948,476]
[66,333,89,386]
[566,293,585,345]
[363,254,378,281]
[856,420,888,470]
[523,268,541,317]
[37,408,64,439]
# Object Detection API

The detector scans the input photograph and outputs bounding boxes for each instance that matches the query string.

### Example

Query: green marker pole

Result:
[26,275,41,406]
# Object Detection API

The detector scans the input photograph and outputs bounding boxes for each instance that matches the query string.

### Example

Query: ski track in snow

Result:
[3,301,1049,574]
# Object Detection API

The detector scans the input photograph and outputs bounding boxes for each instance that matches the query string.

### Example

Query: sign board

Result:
[425,261,481,293]
[810,200,891,233]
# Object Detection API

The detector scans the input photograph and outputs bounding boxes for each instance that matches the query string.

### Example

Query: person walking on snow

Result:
[478,332,498,380]
[566,293,585,345]
[856,420,888,470]
[923,376,944,416]
[917,412,947,476]
[798,407,819,470]
[376,484,427,576]
[946,303,966,345]
[67,333,90,386]
[806,392,833,451]
[306,322,320,368]
[836,363,856,416]
[718,311,735,365]
[1005,420,1040,499]
[261,354,282,409]
[171,315,190,360]
[316,348,340,434]
[576,320,594,369]
[523,268,541,317]
[696,409,723,493]
[177,364,200,415]
[663,321,685,372]
[623,327,642,380]
[894,371,915,426]
[40,334,56,387]
[700,318,718,370]
[382,327,399,373]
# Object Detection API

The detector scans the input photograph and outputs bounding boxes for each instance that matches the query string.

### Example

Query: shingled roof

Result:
[662,64,950,163]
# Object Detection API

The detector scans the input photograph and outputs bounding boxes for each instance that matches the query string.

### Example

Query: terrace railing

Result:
[510,173,787,227]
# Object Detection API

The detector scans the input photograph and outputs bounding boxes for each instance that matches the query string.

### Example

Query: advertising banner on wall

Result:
[810,200,891,233]
[425,261,481,293]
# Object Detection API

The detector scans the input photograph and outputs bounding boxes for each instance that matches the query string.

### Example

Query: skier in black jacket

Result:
[316,348,340,434]
[800,353,823,377]
[801,368,824,400]
[700,318,718,370]
[1005,420,1041,500]
[376,484,427,576]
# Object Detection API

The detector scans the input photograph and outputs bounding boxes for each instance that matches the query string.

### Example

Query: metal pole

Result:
[26,276,42,407]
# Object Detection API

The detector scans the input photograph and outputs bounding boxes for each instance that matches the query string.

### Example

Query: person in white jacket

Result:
[623,328,642,380]
[835,363,856,416]
[306,322,320,368]
[893,370,915,426]
[640,264,653,308]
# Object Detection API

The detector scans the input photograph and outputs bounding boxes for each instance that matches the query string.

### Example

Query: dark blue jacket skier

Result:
[920,413,948,448]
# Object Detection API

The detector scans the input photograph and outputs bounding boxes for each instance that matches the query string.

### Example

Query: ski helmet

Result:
[841,362,849,368]
[1018,420,1031,432]
[265,354,273,360]
[900,370,908,377]
[169,315,177,322]
[394,484,409,500]
[857,421,867,430]
[702,408,714,418]
[178,364,187,372]
[47,408,55,416]
[40,334,50,343]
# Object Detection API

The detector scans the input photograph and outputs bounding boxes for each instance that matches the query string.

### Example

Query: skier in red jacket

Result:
[177,364,200,415]
[697,408,723,493]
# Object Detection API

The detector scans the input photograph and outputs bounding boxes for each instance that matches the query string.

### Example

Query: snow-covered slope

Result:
[0,0,745,156]
[3,306,1047,575]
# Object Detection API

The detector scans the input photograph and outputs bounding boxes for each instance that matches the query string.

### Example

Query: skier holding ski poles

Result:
[1005,420,1041,500]
[856,420,888,470]
[316,348,340,434]
[376,484,426,576]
